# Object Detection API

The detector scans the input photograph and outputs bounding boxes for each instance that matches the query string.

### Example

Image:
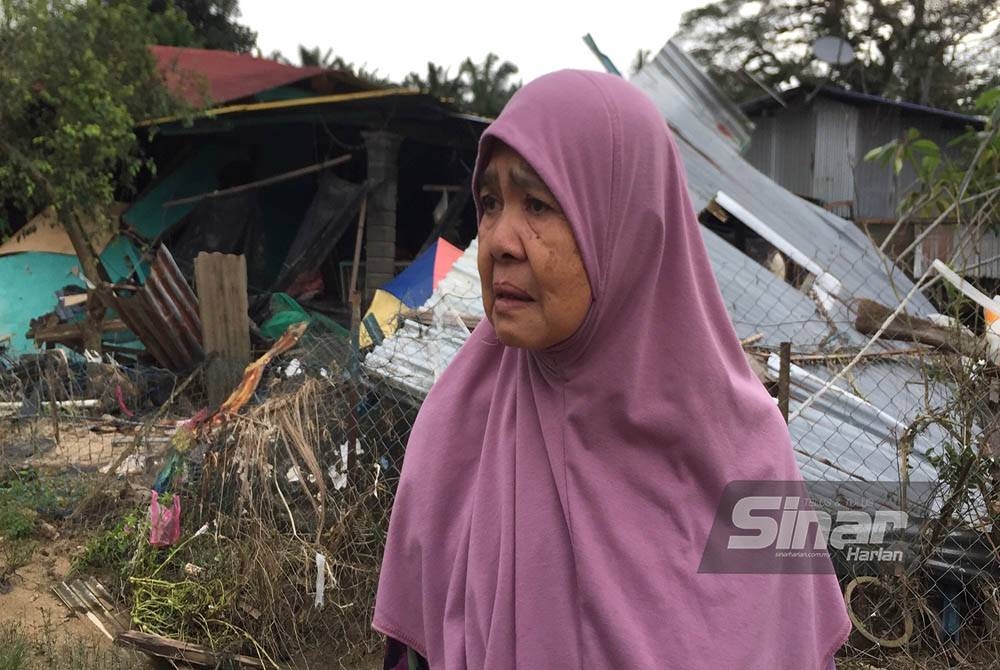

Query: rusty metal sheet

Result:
[112,245,204,371]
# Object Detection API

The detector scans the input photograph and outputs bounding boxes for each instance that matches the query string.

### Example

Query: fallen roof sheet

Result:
[363,240,482,398]
[630,39,934,316]
[766,355,944,483]
[108,246,203,371]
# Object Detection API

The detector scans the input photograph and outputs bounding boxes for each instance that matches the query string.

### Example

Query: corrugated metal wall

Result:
[746,101,972,224]
[743,104,816,197]
[743,115,775,176]
[812,98,858,205]
[853,105,900,220]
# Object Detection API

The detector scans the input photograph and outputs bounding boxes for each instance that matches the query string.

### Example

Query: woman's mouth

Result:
[493,283,534,311]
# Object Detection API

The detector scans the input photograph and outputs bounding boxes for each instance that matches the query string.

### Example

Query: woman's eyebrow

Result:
[479,166,500,192]
[510,161,552,196]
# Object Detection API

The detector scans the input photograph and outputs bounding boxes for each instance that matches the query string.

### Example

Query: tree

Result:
[630,48,652,77]
[403,62,465,102]
[677,0,1000,108]
[459,53,520,117]
[0,0,183,348]
[149,0,256,53]
[298,45,335,68]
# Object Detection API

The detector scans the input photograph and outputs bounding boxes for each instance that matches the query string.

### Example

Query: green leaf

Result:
[912,139,940,156]
[975,87,1000,113]
[864,145,887,162]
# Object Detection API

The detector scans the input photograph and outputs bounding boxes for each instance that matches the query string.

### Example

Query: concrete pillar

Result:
[362,131,402,301]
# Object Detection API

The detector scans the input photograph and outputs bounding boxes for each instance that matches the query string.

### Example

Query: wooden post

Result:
[62,211,107,357]
[346,199,368,481]
[194,253,251,408]
[45,368,60,446]
[778,341,791,423]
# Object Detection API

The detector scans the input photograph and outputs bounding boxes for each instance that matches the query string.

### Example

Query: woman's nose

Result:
[490,208,526,262]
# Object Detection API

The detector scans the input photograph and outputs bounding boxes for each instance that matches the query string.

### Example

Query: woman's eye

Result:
[481,194,500,212]
[527,197,549,215]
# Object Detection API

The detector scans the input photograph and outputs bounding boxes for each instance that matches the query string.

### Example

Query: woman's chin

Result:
[492,320,541,350]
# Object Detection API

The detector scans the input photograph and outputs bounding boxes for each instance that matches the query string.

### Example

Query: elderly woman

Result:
[373,70,850,669]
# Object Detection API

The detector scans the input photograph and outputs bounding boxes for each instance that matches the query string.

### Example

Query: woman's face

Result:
[477,143,592,350]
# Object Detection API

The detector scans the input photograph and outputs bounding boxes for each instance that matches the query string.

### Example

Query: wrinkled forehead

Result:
[475,140,552,196]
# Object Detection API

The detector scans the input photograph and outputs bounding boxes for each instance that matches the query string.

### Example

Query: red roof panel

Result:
[151,45,325,107]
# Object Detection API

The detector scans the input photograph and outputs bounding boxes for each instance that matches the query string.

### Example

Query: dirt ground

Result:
[0,536,106,643]
[0,523,381,669]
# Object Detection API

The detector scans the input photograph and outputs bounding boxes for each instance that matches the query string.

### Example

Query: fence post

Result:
[778,341,791,423]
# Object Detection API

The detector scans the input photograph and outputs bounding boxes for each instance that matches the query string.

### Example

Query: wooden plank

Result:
[195,253,251,407]
[115,630,267,668]
[163,153,350,208]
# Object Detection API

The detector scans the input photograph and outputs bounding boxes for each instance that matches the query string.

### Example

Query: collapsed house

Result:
[1,46,489,372]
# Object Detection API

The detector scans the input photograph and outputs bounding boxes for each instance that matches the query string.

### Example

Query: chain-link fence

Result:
[2,151,999,670]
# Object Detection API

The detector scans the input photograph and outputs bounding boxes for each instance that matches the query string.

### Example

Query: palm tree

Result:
[458,53,521,117]
[403,62,464,102]
[298,45,334,68]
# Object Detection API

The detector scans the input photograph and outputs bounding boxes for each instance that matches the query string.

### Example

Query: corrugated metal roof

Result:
[766,356,944,482]
[151,46,328,107]
[364,240,481,398]
[630,43,935,315]
[741,85,985,127]
[110,246,204,371]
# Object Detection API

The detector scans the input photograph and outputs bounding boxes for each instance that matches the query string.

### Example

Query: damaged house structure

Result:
[1,46,489,372]
[740,86,989,282]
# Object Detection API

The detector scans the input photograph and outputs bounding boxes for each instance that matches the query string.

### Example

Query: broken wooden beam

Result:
[854,298,981,357]
[115,630,267,668]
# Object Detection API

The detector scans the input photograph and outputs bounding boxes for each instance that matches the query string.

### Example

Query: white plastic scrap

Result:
[328,440,363,490]
[99,454,145,476]
[286,465,315,484]
[284,359,303,377]
[314,552,327,608]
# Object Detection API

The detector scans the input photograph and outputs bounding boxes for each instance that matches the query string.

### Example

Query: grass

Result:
[0,467,93,586]
[0,621,148,670]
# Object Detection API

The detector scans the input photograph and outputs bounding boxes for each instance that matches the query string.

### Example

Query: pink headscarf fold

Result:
[373,70,850,668]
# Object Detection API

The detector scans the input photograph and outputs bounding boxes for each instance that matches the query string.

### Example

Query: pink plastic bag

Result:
[149,490,181,547]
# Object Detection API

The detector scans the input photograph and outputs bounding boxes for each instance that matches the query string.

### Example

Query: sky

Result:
[238,0,707,83]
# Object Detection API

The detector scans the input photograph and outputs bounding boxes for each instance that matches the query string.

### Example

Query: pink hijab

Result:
[373,70,851,668]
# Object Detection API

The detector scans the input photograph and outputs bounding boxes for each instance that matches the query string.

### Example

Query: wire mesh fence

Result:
[2,184,999,668]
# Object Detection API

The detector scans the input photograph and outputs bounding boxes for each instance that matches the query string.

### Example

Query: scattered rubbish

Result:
[286,465,315,484]
[207,321,308,429]
[284,358,303,377]
[115,383,134,417]
[183,562,205,577]
[99,453,146,476]
[149,491,181,547]
[329,440,363,490]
